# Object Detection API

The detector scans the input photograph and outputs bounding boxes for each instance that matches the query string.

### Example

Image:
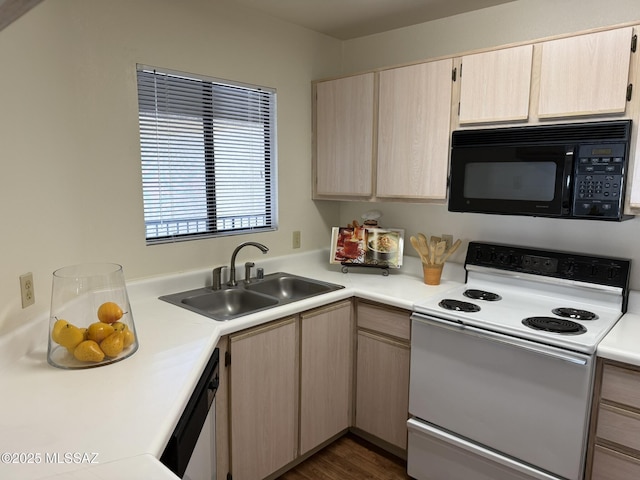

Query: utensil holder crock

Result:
[423,263,444,286]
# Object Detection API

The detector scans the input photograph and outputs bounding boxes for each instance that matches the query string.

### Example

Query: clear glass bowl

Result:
[47,263,138,369]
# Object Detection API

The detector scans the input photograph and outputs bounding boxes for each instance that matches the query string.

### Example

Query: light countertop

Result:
[0,250,460,480]
[2,249,638,479]
[595,290,640,366]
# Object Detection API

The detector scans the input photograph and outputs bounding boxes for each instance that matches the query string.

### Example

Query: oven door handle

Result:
[414,315,589,366]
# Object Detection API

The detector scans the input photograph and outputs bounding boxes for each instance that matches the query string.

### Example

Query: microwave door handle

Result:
[562,149,575,210]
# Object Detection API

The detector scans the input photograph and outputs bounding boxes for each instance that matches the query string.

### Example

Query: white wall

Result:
[0,0,342,332]
[342,0,640,73]
[337,0,640,290]
[5,0,640,335]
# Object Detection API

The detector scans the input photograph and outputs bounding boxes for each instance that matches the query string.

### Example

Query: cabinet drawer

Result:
[601,364,640,410]
[357,302,410,340]
[592,445,640,480]
[596,404,640,452]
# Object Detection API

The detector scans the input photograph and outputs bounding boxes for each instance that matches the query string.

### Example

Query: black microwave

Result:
[448,120,633,221]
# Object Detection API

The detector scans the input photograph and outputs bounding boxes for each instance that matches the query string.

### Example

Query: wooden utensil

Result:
[417,233,430,263]
[434,240,447,264]
[429,237,437,264]
[410,236,429,264]
[439,239,462,264]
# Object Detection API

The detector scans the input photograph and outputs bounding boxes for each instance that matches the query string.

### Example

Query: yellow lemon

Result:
[56,323,85,353]
[73,340,105,363]
[123,329,136,348]
[87,322,114,343]
[51,318,69,343]
[100,331,124,358]
[97,302,123,324]
[111,322,128,332]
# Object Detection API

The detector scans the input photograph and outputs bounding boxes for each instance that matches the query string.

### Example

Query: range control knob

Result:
[607,266,620,280]
[561,260,576,276]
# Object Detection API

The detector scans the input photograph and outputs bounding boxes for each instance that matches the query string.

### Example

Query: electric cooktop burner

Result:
[552,307,599,321]
[439,299,481,312]
[463,289,502,301]
[522,317,587,335]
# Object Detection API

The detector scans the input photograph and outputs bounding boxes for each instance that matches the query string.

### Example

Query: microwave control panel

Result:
[572,143,627,218]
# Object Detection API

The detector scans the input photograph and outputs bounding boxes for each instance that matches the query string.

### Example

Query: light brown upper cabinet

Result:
[376,59,453,200]
[313,24,639,202]
[458,45,534,124]
[538,27,634,118]
[313,73,375,199]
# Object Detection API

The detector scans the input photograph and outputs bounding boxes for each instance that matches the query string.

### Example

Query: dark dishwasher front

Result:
[161,347,219,479]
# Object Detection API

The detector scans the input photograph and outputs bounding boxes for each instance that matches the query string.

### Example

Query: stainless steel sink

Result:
[159,272,344,321]
[181,288,279,320]
[245,274,336,301]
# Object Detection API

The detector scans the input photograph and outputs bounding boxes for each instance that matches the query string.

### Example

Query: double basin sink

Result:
[159,272,344,321]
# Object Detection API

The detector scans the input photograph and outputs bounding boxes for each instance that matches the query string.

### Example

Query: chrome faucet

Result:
[227,242,269,286]
[212,266,226,290]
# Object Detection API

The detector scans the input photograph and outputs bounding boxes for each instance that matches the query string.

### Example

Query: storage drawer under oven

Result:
[407,419,561,480]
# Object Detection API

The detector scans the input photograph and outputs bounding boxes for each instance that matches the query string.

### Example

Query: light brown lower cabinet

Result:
[229,317,298,480]
[223,298,415,479]
[300,301,353,455]
[227,300,353,480]
[355,301,411,451]
[587,359,640,479]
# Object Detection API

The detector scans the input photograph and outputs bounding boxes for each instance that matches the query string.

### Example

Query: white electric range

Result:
[408,241,631,480]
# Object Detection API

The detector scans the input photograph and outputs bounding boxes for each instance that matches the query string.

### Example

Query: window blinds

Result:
[136,65,277,244]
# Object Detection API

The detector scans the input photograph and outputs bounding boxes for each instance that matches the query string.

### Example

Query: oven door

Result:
[408,314,594,480]
[448,143,573,217]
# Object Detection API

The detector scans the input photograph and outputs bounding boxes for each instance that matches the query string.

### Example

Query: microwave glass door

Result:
[464,161,557,201]
[449,145,572,216]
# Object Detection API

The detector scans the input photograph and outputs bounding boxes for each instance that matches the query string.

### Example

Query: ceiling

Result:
[227,0,517,40]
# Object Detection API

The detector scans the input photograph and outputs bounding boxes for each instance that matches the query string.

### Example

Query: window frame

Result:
[136,64,278,245]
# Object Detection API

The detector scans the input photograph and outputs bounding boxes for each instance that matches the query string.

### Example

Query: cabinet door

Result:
[314,73,375,198]
[377,59,452,200]
[230,318,298,480]
[459,45,533,124]
[300,301,353,454]
[356,330,410,449]
[538,27,633,118]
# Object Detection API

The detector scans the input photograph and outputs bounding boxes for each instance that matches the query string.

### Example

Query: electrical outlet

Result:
[442,234,453,251]
[20,272,35,308]
[292,230,301,249]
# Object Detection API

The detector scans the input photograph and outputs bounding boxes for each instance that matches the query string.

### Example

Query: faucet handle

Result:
[244,262,255,284]
[212,266,227,290]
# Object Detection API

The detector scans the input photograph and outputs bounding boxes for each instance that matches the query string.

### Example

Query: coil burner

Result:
[463,289,502,301]
[522,316,586,335]
[438,299,481,313]
[552,308,598,321]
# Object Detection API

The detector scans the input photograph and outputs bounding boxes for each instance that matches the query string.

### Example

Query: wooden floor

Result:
[277,434,411,480]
